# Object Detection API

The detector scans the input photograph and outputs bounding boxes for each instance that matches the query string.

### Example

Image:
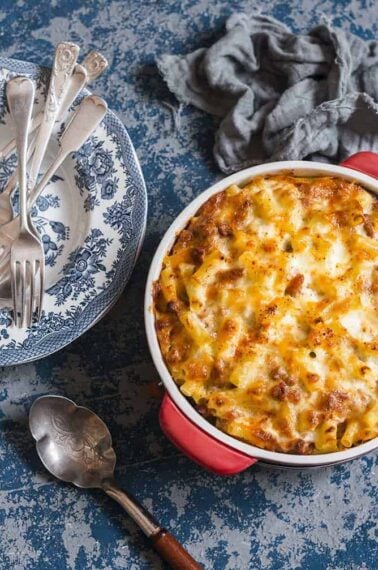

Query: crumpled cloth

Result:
[157,14,378,173]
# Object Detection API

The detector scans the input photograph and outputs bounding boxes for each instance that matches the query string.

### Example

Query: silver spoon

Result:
[29,395,202,570]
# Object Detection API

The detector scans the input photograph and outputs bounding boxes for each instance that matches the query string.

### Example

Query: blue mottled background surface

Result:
[0,1,377,568]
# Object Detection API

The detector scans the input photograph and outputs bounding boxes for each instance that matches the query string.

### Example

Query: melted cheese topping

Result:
[154,175,378,454]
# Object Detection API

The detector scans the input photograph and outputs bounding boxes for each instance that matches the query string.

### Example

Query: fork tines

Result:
[11,257,44,328]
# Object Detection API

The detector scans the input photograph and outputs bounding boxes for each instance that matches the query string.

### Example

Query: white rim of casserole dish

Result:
[145,160,378,467]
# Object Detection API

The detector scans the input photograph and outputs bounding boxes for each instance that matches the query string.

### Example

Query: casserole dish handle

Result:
[341,151,378,179]
[160,394,257,475]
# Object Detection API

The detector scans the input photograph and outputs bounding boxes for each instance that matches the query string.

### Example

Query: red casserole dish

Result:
[145,152,378,474]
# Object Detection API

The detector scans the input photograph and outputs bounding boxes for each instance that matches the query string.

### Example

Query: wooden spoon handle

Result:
[104,482,202,569]
[151,529,203,570]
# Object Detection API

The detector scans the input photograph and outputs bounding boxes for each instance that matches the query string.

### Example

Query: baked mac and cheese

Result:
[154,174,378,454]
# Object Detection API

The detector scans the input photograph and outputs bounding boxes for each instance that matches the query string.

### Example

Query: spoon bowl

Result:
[29,395,115,488]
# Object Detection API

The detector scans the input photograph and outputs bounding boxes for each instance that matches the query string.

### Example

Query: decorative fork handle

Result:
[6,78,35,233]
[28,42,79,189]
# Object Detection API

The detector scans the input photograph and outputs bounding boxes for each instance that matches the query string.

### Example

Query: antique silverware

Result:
[0,50,108,226]
[82,50,109,82]
[0,64,87,226]
[0,50,108,163]
[0,63,86,165]
[0,95,108,278]
[53,63,88,123]
[29,395,202,570]
[6,76,44,326]
[28,42,79,192]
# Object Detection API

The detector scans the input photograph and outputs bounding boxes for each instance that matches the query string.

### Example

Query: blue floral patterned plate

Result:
[0,57,147,365]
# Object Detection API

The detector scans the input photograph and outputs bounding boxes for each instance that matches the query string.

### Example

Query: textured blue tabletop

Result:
[0,1,377,569]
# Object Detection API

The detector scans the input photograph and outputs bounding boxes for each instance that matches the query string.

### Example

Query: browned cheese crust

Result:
[154,175,378,454]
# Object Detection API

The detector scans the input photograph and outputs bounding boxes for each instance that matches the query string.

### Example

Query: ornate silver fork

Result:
[0,95,108,283]
[6,76,43,327]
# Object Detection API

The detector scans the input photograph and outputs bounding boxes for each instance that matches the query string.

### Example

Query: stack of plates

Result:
[0,57,147,365]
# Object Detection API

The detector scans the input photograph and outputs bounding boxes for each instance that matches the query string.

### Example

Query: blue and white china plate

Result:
[0,57,147,365]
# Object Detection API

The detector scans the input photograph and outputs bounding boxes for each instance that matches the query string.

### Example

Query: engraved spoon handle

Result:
[104,482,202,570]
[28,42,79,189]
[30,63,88,132]
[81,50,109,83]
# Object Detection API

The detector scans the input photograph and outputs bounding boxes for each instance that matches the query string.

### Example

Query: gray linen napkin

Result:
[157,14,378,173]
